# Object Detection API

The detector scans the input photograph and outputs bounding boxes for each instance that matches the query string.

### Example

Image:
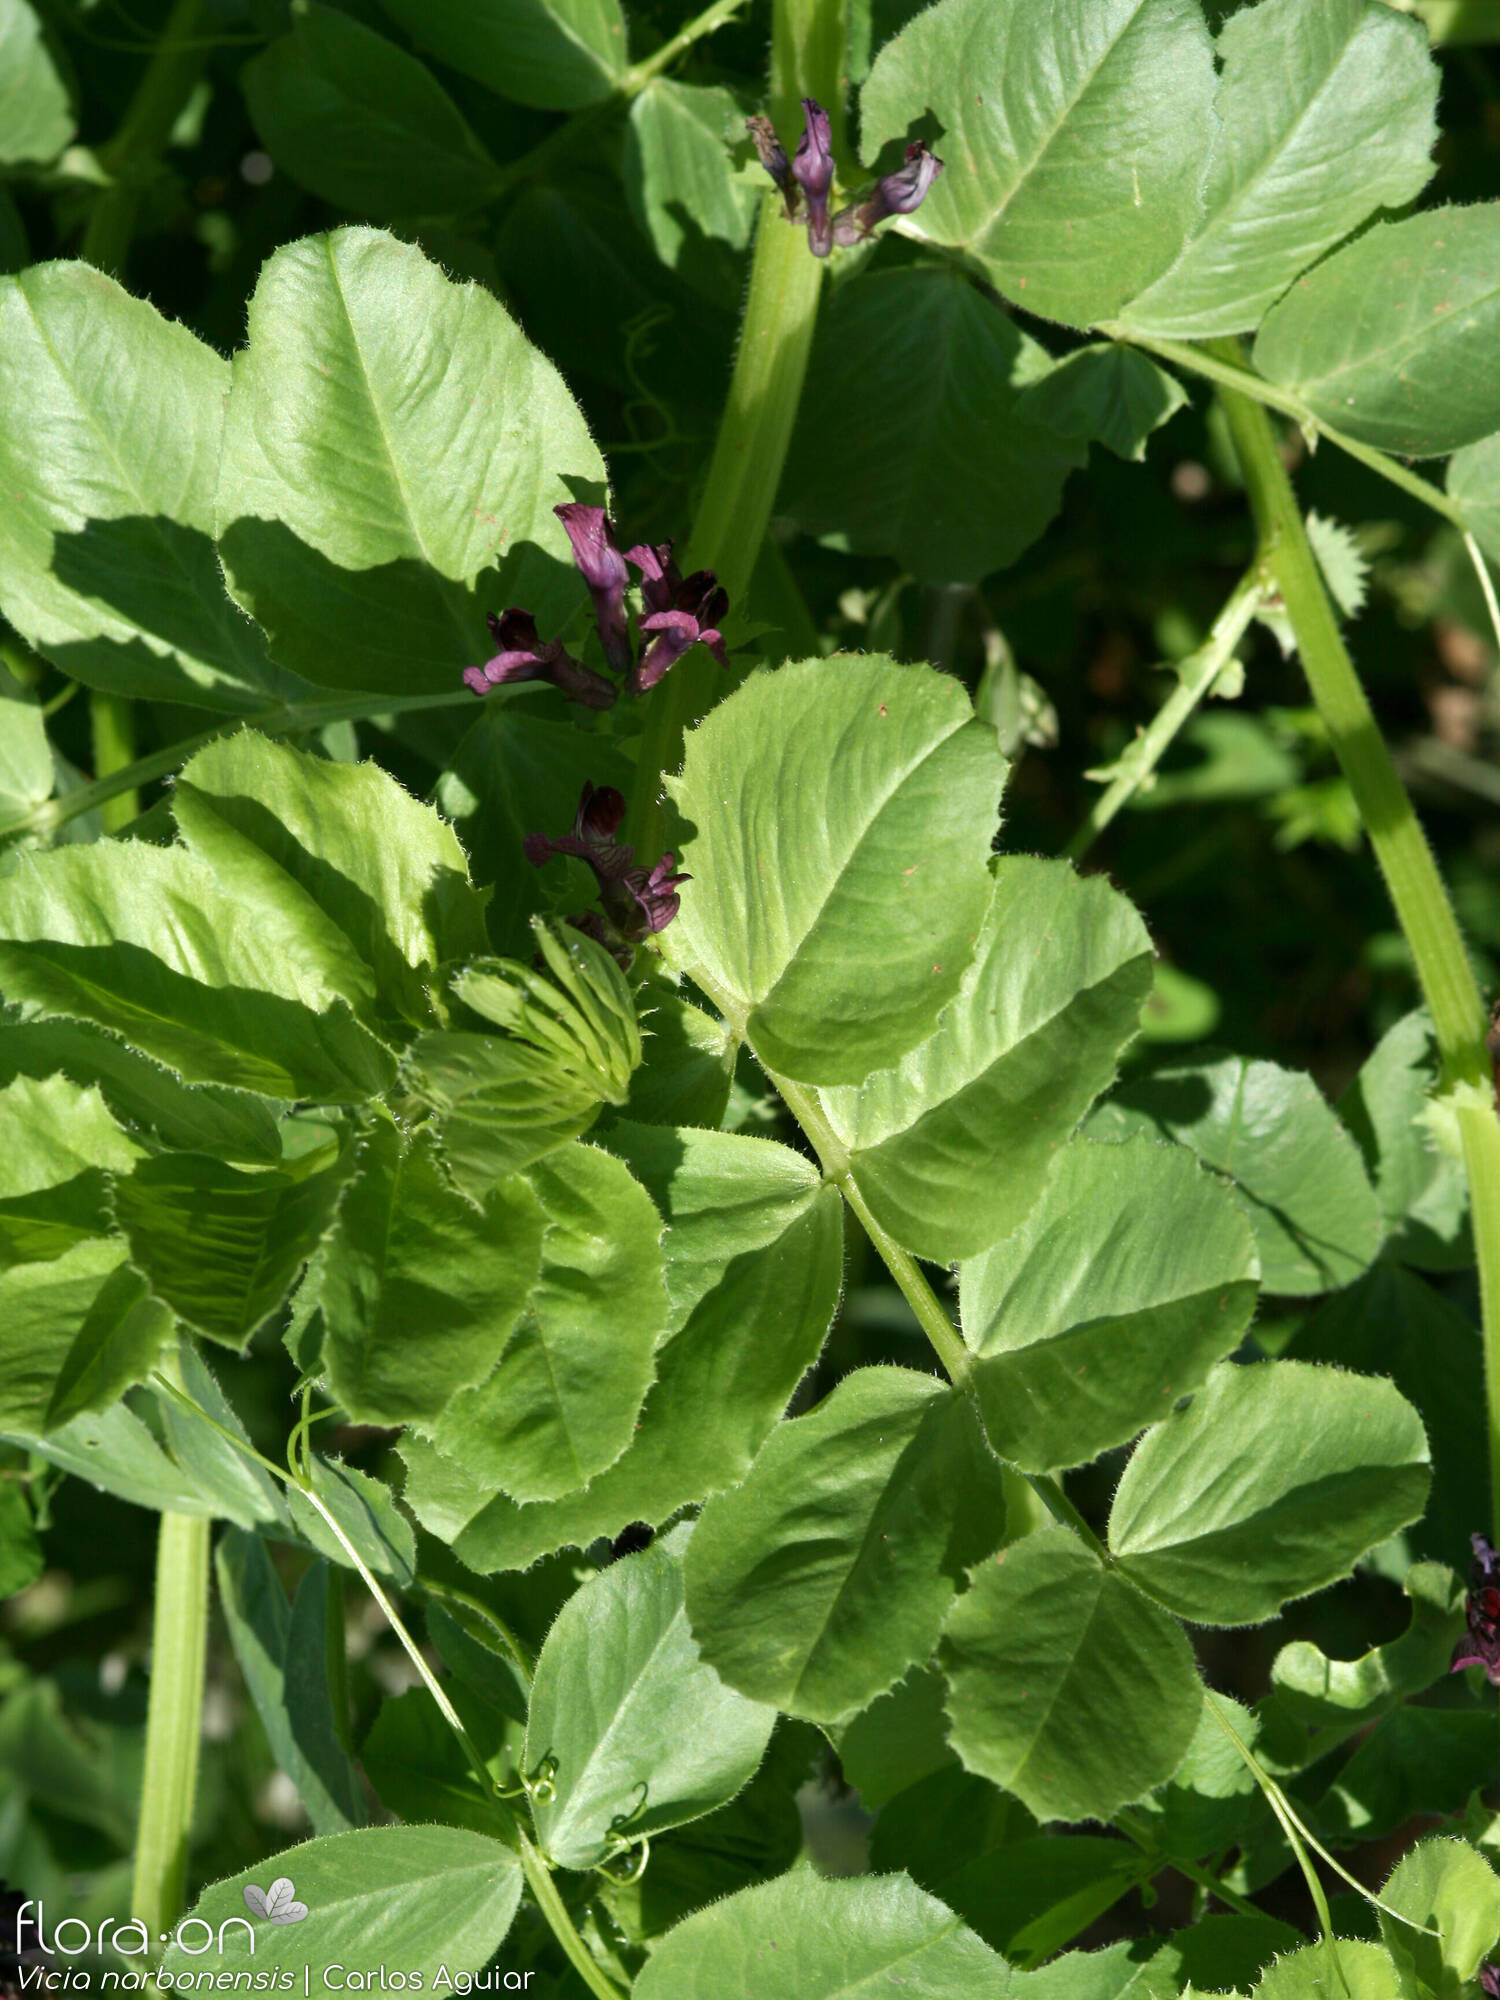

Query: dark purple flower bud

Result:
[792,99,836,258]
[1483,1968,1500,2000]
[555,503,632,676]
[524,782,689,943]
[1450,1532,1500,1683]
[747,114,798,221]
[831,140,944,247]
[625,539,679,618]
[464,608,616,710]
[633,570,729,695]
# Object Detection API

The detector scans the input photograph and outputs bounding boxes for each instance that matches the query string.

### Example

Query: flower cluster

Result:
[525,781,687,956]
[464,505,728,709]
[747,98,943,259]
[1450,1532,1500,1682]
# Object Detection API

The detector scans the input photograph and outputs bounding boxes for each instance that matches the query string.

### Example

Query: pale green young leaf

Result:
[820,859,1153,1262]
[663,656,1005,1085]
[412,1139,664,1501]
[942,1527,1203,1825]
[116,1144,354,1349]
[1086,1053,1382,1294]
[376,0,627,110]
[1253,206,1500,456]
[959,1135,1259,1472]
[1340,1008,1470,1270]
[0,263,286,710]
[0,1073,141,1267]
[526,1524,775,1871]
[779,268,1085,583]
[1253,1942,1409,2000]
[858,0,1217,329]
[625,81,757,293]
[1116,0,1437,337]
[244,4,503,219]
[285,1455,416,1586]
[1017,344,1189,461]
[402,1125,841,1570]
[0,667,51,829]
[153,1340,290,1531]
[175,731,489,1032]
[162,1826,522,1981]
[1109,1361,1431,1623]
[317,1120,546,1427]
[0,0,73,165]
[684,1366,1007,1725]
[632,1871,1011,1999]
[1378,1836,1500,1997]
[1,1401,211,1517]
[1268,1561,1464,1735]
[0,1239,173,1436]
[403,1031,604,1191]
[216,1531,366,1833]
[0,839,397,1101]
[215,227,607,692]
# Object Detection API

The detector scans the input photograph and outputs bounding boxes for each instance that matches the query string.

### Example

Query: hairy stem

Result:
[81,0,212,277]
[625,0,843,857]
[132,1512,210,1945]
[1066,565,1268,860]
[519,1836,625,2000]
[1211,341,1500,1540]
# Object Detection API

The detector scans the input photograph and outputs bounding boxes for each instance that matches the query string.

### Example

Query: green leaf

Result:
[175,730,489,1033]
[1380,1837,1500,1997]
[285,1455,416,1586]
[779,268,1084,584]
[663,656,1005,1086]
[1291,1263,1484,1563]
[684,1366,1007,1725]
[1317,1709,1495,1844]
[0,1017,281,1163]
[215,227,607,693]
[1253,206,1500,456]
[402,1125,841,1570]
[625,81,757,297]
[0,1073,141,1268]
[820,859,1153,1262]
[1108,1361,1431,1624]
[834,1664,958,1810]
[1086,1053,1382,1295]
[4,1401,217,1517]
[376,0,627,109]
[216,1531,366,1832]
[1449,430,1500,569]
[0,263,286,710]
[0,1239,172,1436]
[0,1481,40,1598]
[632,1870,1011,1999]
[1115,0,1437,337]
[942,1525,1203,1824]
[316,1121,546,1428]
[361,1683,513,1834]
[622,972,734,1128]
[410,1139,665,1501]
[153,1340,290,1531]
[1133,1692,1267,1862]
[162,1826,522,1981]
[1339,1009,1470,1270]
[858,0,1217,329]
[0,839,397,1101]
[435,705,634,953]
[959,1135,1259,1472]
[117,1145,352,1349]
[1253,1943,1408,2000]
[0,0,72,164]
[0,666,52,830]
[1267,1561,1465,1735]
[525,1524,775,1871]
[244,3,503,219]
[1017,344,1189,461]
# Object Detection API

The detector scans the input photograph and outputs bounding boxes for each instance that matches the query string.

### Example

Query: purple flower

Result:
[792,99,836,257]
[525,782,689,943]
[832,140,944,247]
[746,114,797,220]
[1482,1968,1500,1999]
[623,542,729,694]
[1450,1532,1500,1683]
[555,503,633,676]
[464,608,616,710]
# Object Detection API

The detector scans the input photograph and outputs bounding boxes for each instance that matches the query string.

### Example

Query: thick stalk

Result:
[82,0,212,277]
[132,1512,210,1945]
[1211,342,1500,1538]
[91,692,140,833]
[625,0,842,856]
[518,1837,625,2000]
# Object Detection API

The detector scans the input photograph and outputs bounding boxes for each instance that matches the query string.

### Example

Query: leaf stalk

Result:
[131,1511,210,1948]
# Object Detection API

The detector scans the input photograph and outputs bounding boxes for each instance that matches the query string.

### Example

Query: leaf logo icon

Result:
[243,1879,309,1925]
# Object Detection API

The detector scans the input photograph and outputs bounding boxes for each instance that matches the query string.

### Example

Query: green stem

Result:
[622,0,752,92]
[1113,1809,1281,1927]
[1066,565,1268,860]
[91,692,140,834]
[81,0,212,277]
[1211,339,1500,1540]
[624,0,842,857]
[519,1835,625,2000]
[132,1512,210,1946]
